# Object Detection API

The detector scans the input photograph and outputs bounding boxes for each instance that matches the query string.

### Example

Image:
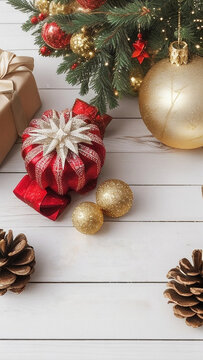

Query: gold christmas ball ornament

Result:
[34,0,49,13]
[96,179,133,218]
[35,0,84,15]
[49,0,80,15]
[70,32,95,59]
[130,73,143,92]
[49,1,70,15]
[139,41,203,149]
[72,202,104,235]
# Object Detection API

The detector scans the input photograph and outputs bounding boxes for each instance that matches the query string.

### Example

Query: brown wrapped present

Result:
[0,49,41,164]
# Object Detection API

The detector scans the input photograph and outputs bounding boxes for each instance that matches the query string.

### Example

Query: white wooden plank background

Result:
[1,341,203,360]
[1,1,203,359]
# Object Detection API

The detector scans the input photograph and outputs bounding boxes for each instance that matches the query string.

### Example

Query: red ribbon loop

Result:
[13,175,71,221]
[72,99,112,138]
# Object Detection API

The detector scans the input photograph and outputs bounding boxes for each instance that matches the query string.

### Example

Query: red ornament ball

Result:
[42,22,71,49]
[31,16,38,24]
[38,13,47,21]
[76,0,106,10]
[40,46,51,56]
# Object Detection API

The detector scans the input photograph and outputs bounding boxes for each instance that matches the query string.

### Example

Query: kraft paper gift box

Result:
[0,49,41,164]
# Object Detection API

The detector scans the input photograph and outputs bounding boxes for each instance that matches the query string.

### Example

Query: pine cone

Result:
[164,249,203,328]
[0,229,35,295]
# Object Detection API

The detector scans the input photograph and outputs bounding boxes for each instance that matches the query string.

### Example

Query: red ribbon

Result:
[13,175,71,221]
[13,99,110,221]
[72,99,112,138]
[132,33,150,64]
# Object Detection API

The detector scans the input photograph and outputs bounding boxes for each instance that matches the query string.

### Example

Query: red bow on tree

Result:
[132,33,150,64]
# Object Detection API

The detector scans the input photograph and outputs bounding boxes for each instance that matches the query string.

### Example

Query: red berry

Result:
[71,63,79,70]
[38,13,47,21]
[138,33,142,39]
[40,46,51,56]
[31,16,38,24]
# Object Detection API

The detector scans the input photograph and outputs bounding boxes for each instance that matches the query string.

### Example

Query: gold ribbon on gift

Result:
[0,49,34,135]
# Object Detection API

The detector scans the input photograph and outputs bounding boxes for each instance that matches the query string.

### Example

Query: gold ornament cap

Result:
[169,41,188,66]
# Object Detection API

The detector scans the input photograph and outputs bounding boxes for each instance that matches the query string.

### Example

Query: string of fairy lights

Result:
[33,0,202,95]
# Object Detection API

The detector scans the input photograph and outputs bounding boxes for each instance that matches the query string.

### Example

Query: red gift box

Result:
[13,100,111,220]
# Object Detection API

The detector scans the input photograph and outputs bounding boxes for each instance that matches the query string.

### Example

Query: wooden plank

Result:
[11,50,78,90]
[4,223,203,282]
[0,2,27,22]
[0,24,36,50]
[38,89,141,118]
[1,141,203,185]
[0,173,202,226]
[1,4,202,349]
[105,118,161,152]
[0,340,203,360]
[0,283,202,339]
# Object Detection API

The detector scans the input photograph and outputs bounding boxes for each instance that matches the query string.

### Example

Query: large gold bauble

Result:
[70,32,95,59]
[34,0,49,13]
[96,179,133,218]
[139,56,203,149]
[72,202,103,235]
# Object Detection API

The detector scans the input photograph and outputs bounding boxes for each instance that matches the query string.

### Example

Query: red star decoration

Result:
[132,33,150,64]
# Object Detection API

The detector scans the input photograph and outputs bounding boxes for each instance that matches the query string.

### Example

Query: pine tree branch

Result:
[7,0,37,13]
[8,0,203,112]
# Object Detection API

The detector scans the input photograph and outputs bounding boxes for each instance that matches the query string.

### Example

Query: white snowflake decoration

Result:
[29,110,93,169]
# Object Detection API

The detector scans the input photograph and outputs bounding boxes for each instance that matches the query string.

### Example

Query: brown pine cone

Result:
[0,229,35,295]
[164,249,203,328]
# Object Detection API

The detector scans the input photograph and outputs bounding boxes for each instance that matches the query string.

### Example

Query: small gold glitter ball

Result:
[96,179,133,218]
[130,73,143,92]
[72,202,104,235]
[70,32,95,59]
